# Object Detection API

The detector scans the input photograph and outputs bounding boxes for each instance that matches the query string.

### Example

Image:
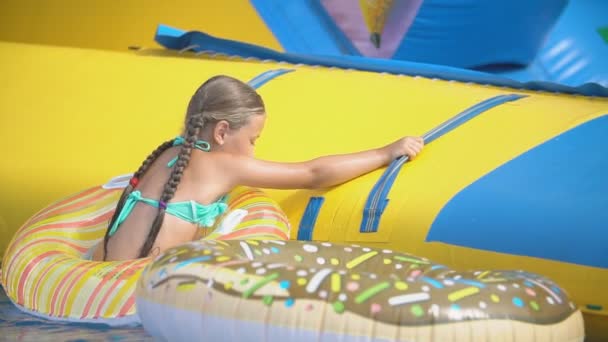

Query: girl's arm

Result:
[220,136,423,190]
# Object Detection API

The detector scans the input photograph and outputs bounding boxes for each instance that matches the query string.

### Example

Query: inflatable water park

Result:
[1,0,607,341]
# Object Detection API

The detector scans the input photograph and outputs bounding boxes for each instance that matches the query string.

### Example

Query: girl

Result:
[93,75,423,261]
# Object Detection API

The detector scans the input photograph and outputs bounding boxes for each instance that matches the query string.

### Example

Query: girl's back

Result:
[96,75,423,261]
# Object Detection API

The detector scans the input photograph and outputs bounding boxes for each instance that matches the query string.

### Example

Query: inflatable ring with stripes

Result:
[0,174,290,325]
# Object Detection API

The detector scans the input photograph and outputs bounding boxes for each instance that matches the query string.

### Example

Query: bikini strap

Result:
[167,136,211,167]
[108,190,157,236]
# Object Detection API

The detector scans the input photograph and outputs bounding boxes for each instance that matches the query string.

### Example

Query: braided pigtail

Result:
[138,114,205,258]
[102,139,175,261]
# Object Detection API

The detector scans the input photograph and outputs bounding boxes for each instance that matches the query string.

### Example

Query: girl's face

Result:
[212,114,266,157]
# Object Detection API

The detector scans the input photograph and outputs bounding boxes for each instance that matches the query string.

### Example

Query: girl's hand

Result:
[383,136,424,161]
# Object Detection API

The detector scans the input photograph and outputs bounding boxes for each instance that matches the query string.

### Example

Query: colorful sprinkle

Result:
[316,257,326,265]
[409,269,422,278]
[382,249,392,254]
[395,264,403,270]
[388,293,430,306]
[306,268,332,293]
[262,248,271,255]
[346,282,360,292]
[344,247,353,252]
[370,303,382,315]
[297,278,307,286]
[270,247,280,254]
[321,242,332,247]
[267,240,286,245]
[454,279,486,288]
[526,288,536,297]
[331,273,341,293]
[394,281,408,291]
[479,301,487,309]
[175,256,211,270]
[254,249,262,256]
[351,274,361,280]
[362,247,371,252]
[240,278,249,285]
[256,268,267,275]
[421,286,430,292]
[411,304,424,317]
[239,241,254,260]
[422,277,444,289]
[491,294,500,303]
[330,258,340,266]
[319,290,328,299]
[394,256,429,264]
[303,244,318,253]
[448,287,480,302]
[338,293,348,301]
[297,270,308,277]
[294,255,303,262]
[355,282,391,304]
[513,297,524,308]
[333,301,345,313]
[243,272,279,298]
[547,297,555,305]
[530,301,540,311]
[497,285,507,292]
[346,251,378,269]
[383,258,392,265]
[476,271,490,279]
[280,280,291,289]
[224,282,233,290]
[262,295,273,306]
[285,298,295,307]
[429,304,440,317]
[451,304,461,311]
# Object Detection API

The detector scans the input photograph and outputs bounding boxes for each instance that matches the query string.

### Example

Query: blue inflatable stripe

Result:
[427,115,608,269]
[248,69,295,89]
[154,24,608,97]
[360,94,528,233]
[297,197,325,241]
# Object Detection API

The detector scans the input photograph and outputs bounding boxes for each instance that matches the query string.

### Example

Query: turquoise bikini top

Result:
[108,137,228,237]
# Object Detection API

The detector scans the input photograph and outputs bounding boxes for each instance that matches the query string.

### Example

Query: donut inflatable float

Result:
[136,240,584,341]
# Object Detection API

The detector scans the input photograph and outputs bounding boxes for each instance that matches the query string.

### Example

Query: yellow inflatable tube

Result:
[0,41,607,331]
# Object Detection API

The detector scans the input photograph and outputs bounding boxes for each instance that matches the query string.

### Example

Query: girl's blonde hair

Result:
[103,75,265,259]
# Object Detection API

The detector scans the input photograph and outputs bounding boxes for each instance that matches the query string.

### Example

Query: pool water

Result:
[0,286,152,341]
